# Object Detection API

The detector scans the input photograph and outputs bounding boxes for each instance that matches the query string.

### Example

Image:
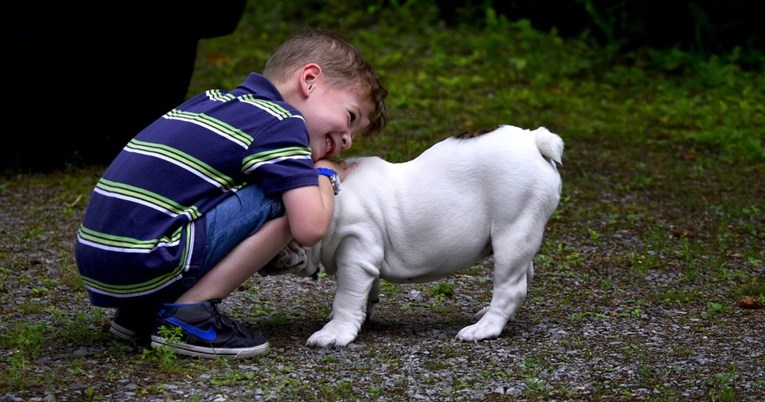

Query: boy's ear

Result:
[299,64,322,97]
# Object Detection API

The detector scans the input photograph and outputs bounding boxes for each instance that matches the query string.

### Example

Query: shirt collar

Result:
[233,73,284,101]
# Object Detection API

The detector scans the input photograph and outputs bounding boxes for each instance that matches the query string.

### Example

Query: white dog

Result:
[264,125,564,348]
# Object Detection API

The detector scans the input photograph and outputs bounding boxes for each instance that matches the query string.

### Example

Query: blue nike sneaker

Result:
[150,299,269,359]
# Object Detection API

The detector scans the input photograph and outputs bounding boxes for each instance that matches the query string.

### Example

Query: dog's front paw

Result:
[456,322,503,342]
[306,321,359,348]
[456,312,507,341]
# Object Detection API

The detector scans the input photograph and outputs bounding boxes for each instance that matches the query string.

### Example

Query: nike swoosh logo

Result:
[166,317,217,342]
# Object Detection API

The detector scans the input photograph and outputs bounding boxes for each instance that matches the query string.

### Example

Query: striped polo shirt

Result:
[75,73,317,306]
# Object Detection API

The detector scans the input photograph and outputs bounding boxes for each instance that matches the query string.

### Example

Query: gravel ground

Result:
[1,164,764,401]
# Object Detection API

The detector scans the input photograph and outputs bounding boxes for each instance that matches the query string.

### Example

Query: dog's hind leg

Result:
[472,260,533,321]
[365,278,380,322]
[457,222,543,342]
[457,259,533,341]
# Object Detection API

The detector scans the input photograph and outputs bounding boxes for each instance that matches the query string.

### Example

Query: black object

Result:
[1,1,247,171]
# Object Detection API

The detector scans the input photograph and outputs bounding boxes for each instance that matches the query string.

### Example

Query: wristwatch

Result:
[316,167,341,195]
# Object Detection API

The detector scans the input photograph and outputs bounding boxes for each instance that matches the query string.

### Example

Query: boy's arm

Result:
[281,160,350,247]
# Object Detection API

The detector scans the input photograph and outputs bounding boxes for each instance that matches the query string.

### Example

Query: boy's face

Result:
[300,84,374,162]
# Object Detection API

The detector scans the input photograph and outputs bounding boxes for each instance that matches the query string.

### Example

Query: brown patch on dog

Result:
[453,125,502,140]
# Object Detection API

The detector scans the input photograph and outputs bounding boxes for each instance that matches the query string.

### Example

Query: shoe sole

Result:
[150,336,269,359]
[109,321,140,341]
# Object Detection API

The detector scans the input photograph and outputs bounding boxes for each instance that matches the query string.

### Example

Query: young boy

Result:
[75,29,388,359]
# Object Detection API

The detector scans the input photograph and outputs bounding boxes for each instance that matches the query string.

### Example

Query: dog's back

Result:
[450,124,563,167]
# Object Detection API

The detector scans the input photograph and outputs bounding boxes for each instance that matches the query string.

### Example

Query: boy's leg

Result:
[150,220,290,358]
[150,185,291,358]
[176,216,291,303]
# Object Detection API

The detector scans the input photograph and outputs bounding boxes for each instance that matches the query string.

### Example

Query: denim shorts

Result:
[200,184,285,272]
[109,185,285,311]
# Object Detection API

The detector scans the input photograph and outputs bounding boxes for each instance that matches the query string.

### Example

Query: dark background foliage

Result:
[2,0,761,172]
[438,0,763,63]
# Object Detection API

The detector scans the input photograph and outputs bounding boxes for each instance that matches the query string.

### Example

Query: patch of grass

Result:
[656,289,706,304]
[2,322,46,359]
[47,306,104,344]
[704,301,729,317]
[738,278,765,299]
[379,279,398,297]
[705,370,739,402]
[428,282,455,300]
[20,226,43,243]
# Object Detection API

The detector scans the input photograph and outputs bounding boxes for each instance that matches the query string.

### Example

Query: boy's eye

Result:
[349,111,357,124]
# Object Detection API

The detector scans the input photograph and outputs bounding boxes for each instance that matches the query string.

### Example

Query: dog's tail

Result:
[533,126,564,168]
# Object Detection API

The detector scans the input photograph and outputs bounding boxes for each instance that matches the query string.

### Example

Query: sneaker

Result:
[150,299,269,359]
[109,308,156,342]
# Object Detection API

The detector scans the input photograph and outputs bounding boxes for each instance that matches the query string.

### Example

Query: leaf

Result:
[738,296,764,309]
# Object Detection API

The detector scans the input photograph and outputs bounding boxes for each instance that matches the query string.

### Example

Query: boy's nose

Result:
[340,133,352,150]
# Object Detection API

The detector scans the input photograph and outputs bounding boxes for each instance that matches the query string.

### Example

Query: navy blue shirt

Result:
[75,73,317,306]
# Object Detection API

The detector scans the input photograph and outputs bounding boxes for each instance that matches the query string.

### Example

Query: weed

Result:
[706,372,738,402]
[570,310,609,320]
[658,289,705,304]
[21,226,43,243]
[30,286,49,296]
[379,279,398,297]
[738,278,765,299]
[7,322,46,358]
[705,301,729,316]
[428,282,455,300]
[8,354,28,390]
[143,325,183,372]
[525,377,545,392]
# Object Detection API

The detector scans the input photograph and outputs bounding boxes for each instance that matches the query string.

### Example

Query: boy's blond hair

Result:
[263,29,388,137]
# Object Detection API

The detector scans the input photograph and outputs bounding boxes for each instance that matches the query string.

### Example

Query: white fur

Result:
[294,125,563,347]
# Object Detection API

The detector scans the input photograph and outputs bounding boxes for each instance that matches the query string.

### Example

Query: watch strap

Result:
[316,167,340,195]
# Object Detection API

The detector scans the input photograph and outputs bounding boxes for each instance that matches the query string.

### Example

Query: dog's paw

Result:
[306,321,358,348]
[456,323,503,342]
[260,241,308,276]
[457,312,507,341]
